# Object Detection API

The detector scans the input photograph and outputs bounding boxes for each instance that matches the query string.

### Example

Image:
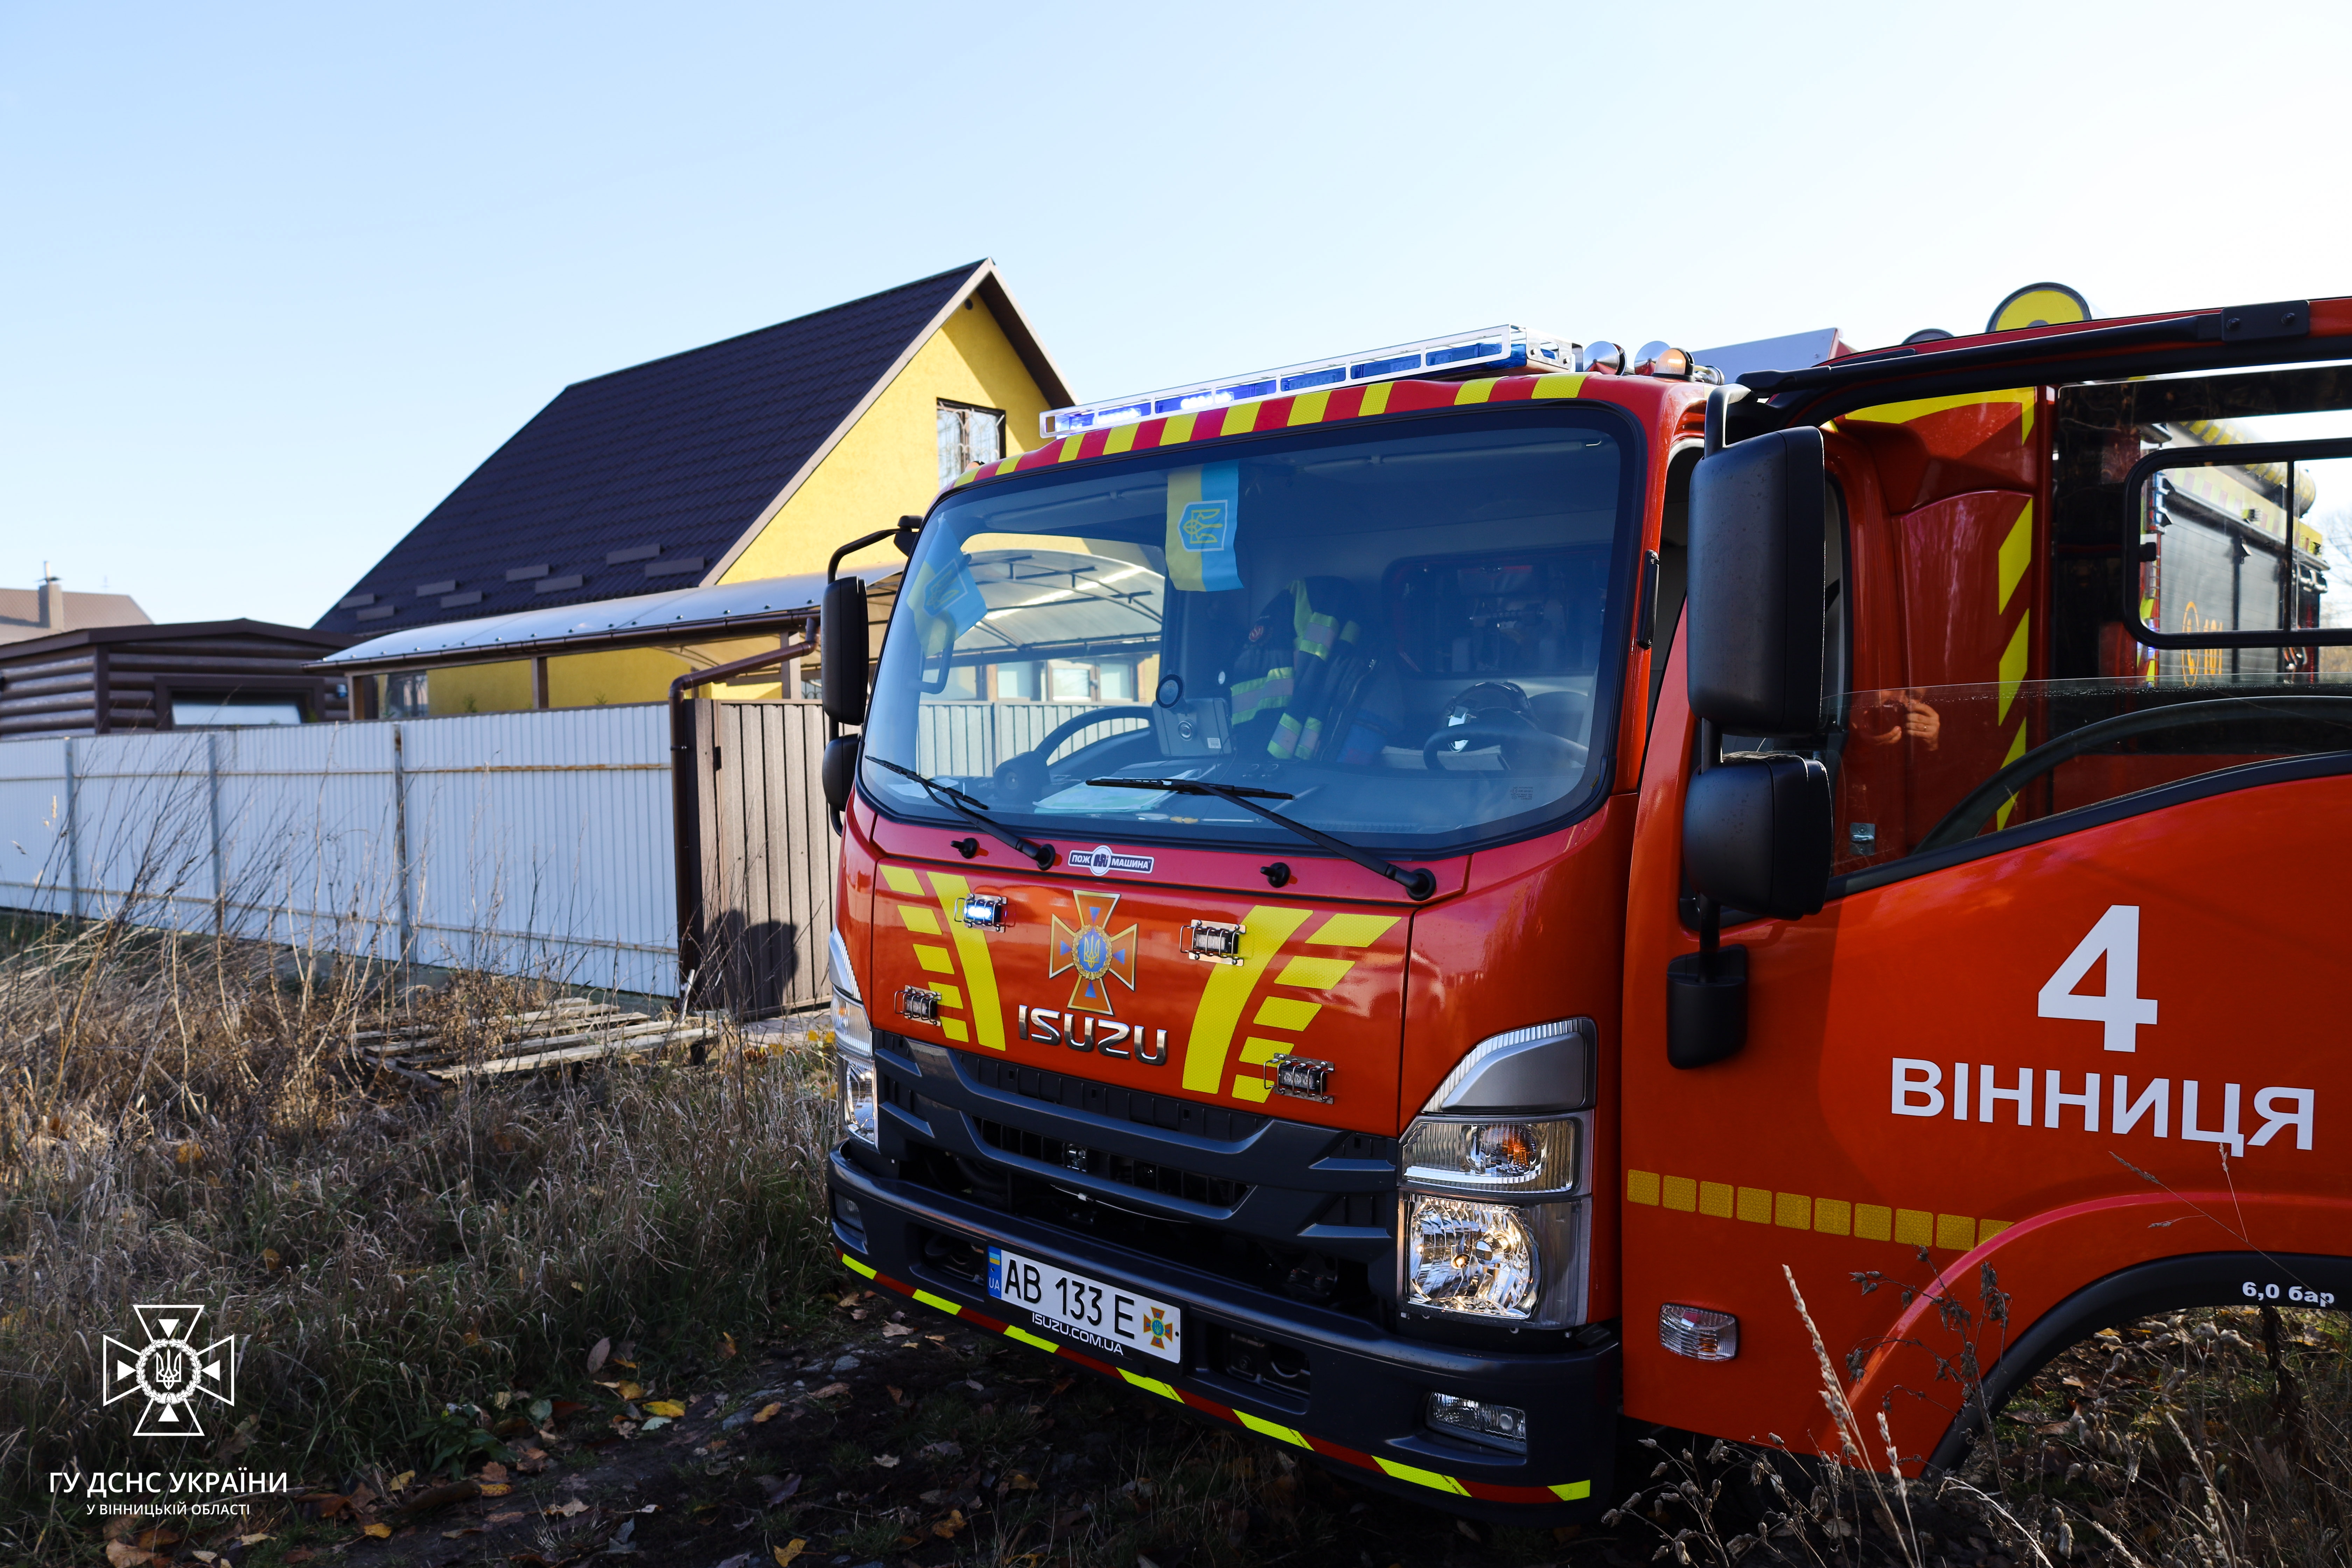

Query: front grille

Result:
[964,1055,1268,1142]
[975,1117,1254,1212]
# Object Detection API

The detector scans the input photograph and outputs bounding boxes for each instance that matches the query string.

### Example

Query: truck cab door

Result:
[1617,398,2352,1466]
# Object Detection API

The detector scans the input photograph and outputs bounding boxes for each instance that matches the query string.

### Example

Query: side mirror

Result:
[1687,427,1826,734]
[1682,754,1832,920]
[821,576,869,726]
[821,734,860,817]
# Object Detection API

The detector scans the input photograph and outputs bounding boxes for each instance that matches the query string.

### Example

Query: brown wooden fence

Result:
[677,697,837,1018]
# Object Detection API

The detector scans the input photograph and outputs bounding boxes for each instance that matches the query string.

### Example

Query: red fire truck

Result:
[814,294,2350,1518]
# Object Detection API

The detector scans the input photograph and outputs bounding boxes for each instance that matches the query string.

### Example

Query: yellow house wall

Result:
[719,297,1050,584]
[419,640,800,714]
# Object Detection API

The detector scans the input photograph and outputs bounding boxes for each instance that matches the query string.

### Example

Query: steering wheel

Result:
[993,705,1157,804]
[1916,695,2352,852]
[1422,716,1589,772]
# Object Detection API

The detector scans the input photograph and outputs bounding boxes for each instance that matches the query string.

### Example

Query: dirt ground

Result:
[117,1278,1620,1568]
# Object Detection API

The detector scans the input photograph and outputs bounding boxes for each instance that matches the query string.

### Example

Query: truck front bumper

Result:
[829,1147,1617,1521]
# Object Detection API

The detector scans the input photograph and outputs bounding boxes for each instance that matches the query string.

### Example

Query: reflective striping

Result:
[914,945,955,975]
[1358,383,1394,416]
[932,983,964,1009]
[1304,912,1399,947]
[1998,503,2035,610]
[942,1019,969,1042]
[1531,373,1587,400]
[1375,1457,1472,1495]
[1105,423,1140,456]
[1235,1410,1311,1448]
[1454,381,1495,405]
[926,872,1006,1050]
[895,903,943,935]
[1629,1171,2013,1254]
[1117,1369,1185,1402]
[1181,905,1313,1092]
[1844,386,2037,442]
[1996,618,2031,722]
[1287,391,1332,427]
[839,1251,1589,1506]
[1222,401,1262,436]
[881,865,924,895]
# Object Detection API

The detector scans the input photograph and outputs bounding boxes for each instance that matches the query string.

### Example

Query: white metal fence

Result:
[0,706,678,996]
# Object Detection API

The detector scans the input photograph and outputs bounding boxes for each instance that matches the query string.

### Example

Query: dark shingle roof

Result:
[315,262,994,637]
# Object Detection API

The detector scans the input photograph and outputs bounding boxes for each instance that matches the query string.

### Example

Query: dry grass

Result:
[0,909,835,1554]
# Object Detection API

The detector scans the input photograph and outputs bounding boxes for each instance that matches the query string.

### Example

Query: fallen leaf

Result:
[616,1380,645,1401]
[104,1546,155,1568]
[875,1454,901,1469]
[586,1336,611,1373]
[441,1526,484,1539]
[515,1446,550,1474]
[644,1399,686,1417]
[886,1385,905,1404]
[836,1290,861,1307]
[924,1332,947,1343]
[775,1542,808,1567]
[721,1331,739,1359]
[1009,1472,1038,1491]
[754,1472,802,1507]
[931,1510,967,1539]
[809,1382,850,1399]
[639,1416,672,1431]
[294,1493,350,1519]
[881,1323,915,1338]
[362,1524,392,1539]
[261,1247,282,1271]
[479,1482,513,1496]
[548,1499,591,1518]
[388,1469,415,1492]
[284,1552,317,1566]
[478,1461,508,1482]
[850,1309,869,1321]
[234,1535,274,1547]
[752,1402,783,1423]
[487,1510,526,1524]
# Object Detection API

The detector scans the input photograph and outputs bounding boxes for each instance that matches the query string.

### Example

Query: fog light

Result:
[833,1194,865,1239]
[1425,1392,1529,1452]
[1405,1195,1539,1319]
[1659,1303,1738,1360]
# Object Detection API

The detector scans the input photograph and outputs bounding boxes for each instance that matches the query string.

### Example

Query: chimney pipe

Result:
[37,565,60,631]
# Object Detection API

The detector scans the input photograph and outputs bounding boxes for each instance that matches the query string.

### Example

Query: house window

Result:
[938,401,1006,486]
[384,671,429,719]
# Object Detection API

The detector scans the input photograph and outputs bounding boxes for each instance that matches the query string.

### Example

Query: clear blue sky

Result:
[6,1,2348,628]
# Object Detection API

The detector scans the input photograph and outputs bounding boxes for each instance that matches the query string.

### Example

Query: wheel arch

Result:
[1925,1248,2352,1472]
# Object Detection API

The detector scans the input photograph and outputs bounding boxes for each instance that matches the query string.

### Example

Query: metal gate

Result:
[676,698,837,1017]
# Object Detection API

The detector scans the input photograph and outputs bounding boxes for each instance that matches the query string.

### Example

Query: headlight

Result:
[827,927,875,1144]
[838,1051,878,1146]
[1399,1114,1580,1195]
[1405,1196,1540,1319]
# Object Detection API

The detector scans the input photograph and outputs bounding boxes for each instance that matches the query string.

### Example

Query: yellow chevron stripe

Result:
[1551,1480,1593,1501]
[1253,997,1321,1031]
[895,903,942,935]
[1359,383,1394,416]
[1105,423,1139,455]
[1992,722,2032,829]
[1374,1457,1471,1495]
[1117,1369,1184,1401]
[1223,401,1262,435]
[842,1255,878,1279]
[1004,1325,1062,1353]
[1531,373,1587,399]
[1275,954,1354,989]
[1181,905,1313,1092]
[913,944,955,975]
[1235,1411,1311,1447]
[1287,390,1331,426]
[1997,502,2034,611]
[927,872,1004,1050]
[1996,615,2031,724]
[880,865,923,896]
[1306,912,1398,947]
[912,1289,964,1316]
[1845,386,2036,442]
[1454,380,1494,405]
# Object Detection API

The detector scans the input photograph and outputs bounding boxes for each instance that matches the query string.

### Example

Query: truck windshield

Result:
[859,407,1640,856]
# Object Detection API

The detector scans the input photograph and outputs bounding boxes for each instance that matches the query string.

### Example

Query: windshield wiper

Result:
[1086,777,1436,900]
[869,756,1056,869]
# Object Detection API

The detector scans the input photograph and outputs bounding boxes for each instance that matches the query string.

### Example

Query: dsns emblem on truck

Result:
[1021,891,1168,1065]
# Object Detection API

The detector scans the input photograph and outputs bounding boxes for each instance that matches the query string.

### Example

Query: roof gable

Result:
[316,261,1058,638]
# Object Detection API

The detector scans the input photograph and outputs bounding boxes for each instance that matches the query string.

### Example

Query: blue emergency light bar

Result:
[1041,325,1581,439]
